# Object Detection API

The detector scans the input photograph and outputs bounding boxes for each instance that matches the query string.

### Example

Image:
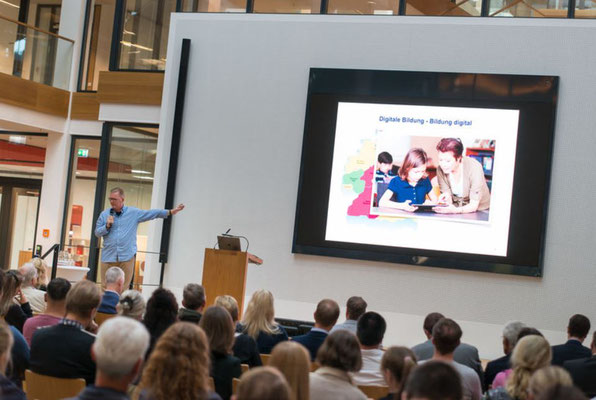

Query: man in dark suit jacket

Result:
[484,321,526,389]
[564,331,596,398]
[97,267,124,314]
[551,314,591,366]
[292,299,340,360]
[30,280,101,385]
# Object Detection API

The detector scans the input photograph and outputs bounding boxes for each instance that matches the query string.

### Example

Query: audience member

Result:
[98,267,125,314]
[379,346,417,400]
[412,312,484,383]
[310,330,366,400]
[330,296,367,335]
[528,366,573,400]
[1,270,32,333]
[551,314,591,366]
[66,317,149,400]
[268,341,310,400]
[563,330,596,398]
[239,290,288,354]
[23,278,71,345]
[142,287,178,356]
[293,299,340,361]
[139,322,222,400]
[179,283,206,323]
[30,257,49,290]
[200,306,242,400]
[402,361,462,400]
[214,295,261,367]
[18,262,46,313]
[484,335,551,400]
[116,290,146,320]
[0,320,26,400]
[427,318,481,400]
[535,384,589,400]
[30,280,101,384]
[485,321,526,389]
[351,311,387,386]
[234,366,291,400]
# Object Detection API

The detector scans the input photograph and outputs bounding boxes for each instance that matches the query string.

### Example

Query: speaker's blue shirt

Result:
[387,176,432,204]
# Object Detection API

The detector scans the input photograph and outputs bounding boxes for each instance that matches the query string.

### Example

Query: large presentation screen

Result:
[293,69,558,276]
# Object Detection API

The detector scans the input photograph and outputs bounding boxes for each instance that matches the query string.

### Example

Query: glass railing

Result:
[0,14,74,90]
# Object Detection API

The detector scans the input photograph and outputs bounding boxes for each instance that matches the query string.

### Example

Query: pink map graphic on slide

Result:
[347,166,378,219]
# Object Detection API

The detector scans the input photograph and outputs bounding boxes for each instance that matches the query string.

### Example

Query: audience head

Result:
[317,329,362,372]
[528,366,573,400]
[65,279,101,321]
[357,311,386,348]
[199,305,235,355]
[422,312,445,338]
[117,290,146,321]
[140,322,211,400]
[0,270,23,316]
[314,299,340,331]
[0,320,13,375]
[104,267,125,294]
[502,320,526,354]
[241,289,279,338]
[30,257,49,288]
[346,296,367,321]
[269,341,310,400]
[92,317,149,382]
[182,283,206,312]
[214,295,239,323]
[431,318,462,356]
[18,262,38,288]
[402,360,462,400]
[517,327,543,341]
[535,385,588,400]
[143,288,178,345]
[235,366,291,400]
[45,277,71,310]
[506,335,552,400]
[567,314,590,341]
[381,346,417,396]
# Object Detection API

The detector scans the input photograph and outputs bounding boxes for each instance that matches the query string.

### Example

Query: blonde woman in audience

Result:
[0,320,26,399]
[234,366,291,400]
[269,341,310,400]
[379,346,417,400]
[139,322,222,400]
[484,335,552,400]
[0,270,32,333]
[527,366,573,400]
[117,289,146,320]
[30,257,49,289]
[239,289,288,354]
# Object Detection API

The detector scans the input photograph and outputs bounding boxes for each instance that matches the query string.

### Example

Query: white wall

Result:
[150,14,596,359]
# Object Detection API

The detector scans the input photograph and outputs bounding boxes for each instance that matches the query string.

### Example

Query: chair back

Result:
[358,385,389,399]
[25,369,86,400]
[208,376,215,391]
[260,353,271,365]
[233,377,241,395]
[241,363,249,373]
[310,361,320,372]
[95,311,116,327]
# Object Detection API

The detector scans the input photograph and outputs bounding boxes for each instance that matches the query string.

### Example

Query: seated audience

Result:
[402,361,462,400]
[351,311,387,386]
[200,306,242,400]
[30,257,49,290]
[379,346,417,400]
[412,312,484,383]
[551,314,591,366]
[214,295,261,367]
[178,283,206,323]
[528,366,573,400]
[142,287,178,356]
[293,298,340,361]
[23,278,71,346]
[310,330,366,400]
[485,321,526,390]
[1,270,33,333]
[484,335,551,400]
[563,331,596,398]
[535,384,589,400]
[0,320,26,400]
[30,280,101,384]
[239,289,288,354]
[66,317,149,400]
[139,322,222,400]
[330,296,367,335]
[426,318,481,400]
[18,262,46,313]
[98,267,125,314]
[268,341,310,400]
[234,366,291,400]
[116,290,146,321]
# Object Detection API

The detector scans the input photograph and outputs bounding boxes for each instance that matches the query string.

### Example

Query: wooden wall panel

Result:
[71,92,100,120]
[97,71,164,105]
[0,72,69,117]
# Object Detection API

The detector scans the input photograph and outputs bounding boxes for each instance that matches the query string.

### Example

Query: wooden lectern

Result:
[202,248,262,318]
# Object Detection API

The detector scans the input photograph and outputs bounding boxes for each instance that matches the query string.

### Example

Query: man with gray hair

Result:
[18,262,46,313]
[484,320,526,389]
[66,317,150,400]
[98,267,125,314]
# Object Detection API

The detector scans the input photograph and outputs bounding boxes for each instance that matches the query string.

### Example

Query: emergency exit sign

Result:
[77,148,89,157]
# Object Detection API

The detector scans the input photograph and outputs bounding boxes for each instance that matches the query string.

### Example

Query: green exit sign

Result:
[77,148,89,158]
